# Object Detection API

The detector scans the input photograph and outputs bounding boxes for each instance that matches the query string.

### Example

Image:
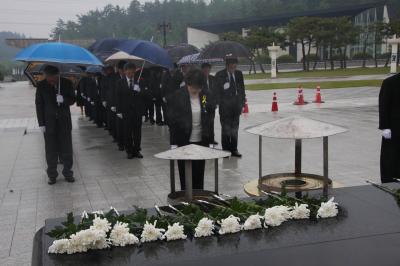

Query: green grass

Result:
[246,79,383,91]
[244,67,390,80]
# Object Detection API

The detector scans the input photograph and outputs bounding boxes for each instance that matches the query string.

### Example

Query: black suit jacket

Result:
[116,77,145,117]
[379,73,400,139]
[167,88,216,146]
[214,69,246,116]
[35,77,75,134]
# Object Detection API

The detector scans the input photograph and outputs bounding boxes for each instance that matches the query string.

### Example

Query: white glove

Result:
[223,82,230,90]
[56,94,64,104]
[382,129,392,139]
[81,93,84,97]
[39,126,46,133]
[87,97,91,101]
[163,97,167,103]
[171,145,178,150]
[111,107,116,112]
[102,101,107,107]
[152,98,156,101]
[180,81,186,88]
[91,101,95,106]
[133,84,140,92]
[117,113,123,119]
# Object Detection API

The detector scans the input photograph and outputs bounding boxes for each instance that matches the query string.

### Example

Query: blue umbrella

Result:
[14,42,103,66]
[117,40,173,69]
[88,38,128,62]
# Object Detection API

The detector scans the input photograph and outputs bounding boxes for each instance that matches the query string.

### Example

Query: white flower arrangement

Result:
[90,216,112,233]
[140,220,165,243]
[162,222,187,241]
[110,222,139,247]
[194,218,215,238]
[218,215,242,235]
[290,203,310,220]
[243,214,263,231]
[263,206,291,227]
[317,197,339,218]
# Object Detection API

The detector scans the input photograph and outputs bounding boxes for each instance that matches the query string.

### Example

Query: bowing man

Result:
[201,63,218,146]
[214,57,245,157]
[116,63,145,159]
[379,72,400,183]
[35,65,75,184]
[167,68,216,190]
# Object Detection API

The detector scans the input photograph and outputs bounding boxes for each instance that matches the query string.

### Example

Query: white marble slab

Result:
[154,144,231,160]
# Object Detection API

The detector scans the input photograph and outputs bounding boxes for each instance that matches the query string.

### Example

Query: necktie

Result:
[129,79,133,90]
[229,72,236,88]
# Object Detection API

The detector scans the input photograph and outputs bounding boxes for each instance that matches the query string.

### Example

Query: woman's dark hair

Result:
[184,68,205,89]
[124,62,137,71]
[43,65,59,75]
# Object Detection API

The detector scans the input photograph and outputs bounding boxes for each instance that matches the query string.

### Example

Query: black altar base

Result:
[32,184,400,266]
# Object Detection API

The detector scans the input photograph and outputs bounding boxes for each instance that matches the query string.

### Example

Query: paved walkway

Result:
[0,81,383,265]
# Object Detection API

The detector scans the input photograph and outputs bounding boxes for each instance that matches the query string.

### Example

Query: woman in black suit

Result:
[167,68,216,190]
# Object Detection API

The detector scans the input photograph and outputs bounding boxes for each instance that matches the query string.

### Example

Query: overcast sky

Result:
[0,0,140,38]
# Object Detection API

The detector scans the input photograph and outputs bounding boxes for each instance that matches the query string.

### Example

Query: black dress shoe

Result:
[150,120,155,125]
[48,178,57,185]
[231,150,242,158]
[65,176,75,183]
[134,151,143,158]
[118,146,125,151]
[213,140,219,145]
[127,153,134,159]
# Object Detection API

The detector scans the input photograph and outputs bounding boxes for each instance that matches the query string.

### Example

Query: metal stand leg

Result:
[323,137,329,198]
[169,160,175,193]
[185,160,193,201]
[214,159,219,194]
[295,139,302,198]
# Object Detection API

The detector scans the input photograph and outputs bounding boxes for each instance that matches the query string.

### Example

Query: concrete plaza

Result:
[0,80,383,265]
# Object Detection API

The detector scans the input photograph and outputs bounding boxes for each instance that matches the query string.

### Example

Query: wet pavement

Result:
[0,81,383,265]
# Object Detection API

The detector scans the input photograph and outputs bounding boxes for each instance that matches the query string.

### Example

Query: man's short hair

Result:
[124,62,137,71]
[185,68,205,89]
[43,65,59,75]
[117,60,127,70]
[201,63,211,69]
[225,57,239,65]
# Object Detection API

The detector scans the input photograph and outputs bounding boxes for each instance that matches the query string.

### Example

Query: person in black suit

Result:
[116,63,145,159]
[79,74,92,120]
[35,65,75,184]
[167,68,216,190]
[102,65,119,141]
[115,60,127,151]
[201,63,218,146]
[379,73,400,183]
[150,67,165,125]
[214,57,245,157]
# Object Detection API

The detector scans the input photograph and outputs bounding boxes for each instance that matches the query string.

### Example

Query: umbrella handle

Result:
[137,36,153,82]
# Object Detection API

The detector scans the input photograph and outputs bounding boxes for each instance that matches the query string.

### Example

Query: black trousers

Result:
[210,112,216,142]
[178,142,205,190]
[145,98,155,122]
[220,112,240,152]
[155,97,165,123]
[44,121,73,178]
[94,103,105,127]
[107,108,116,139]
[124,113,142,154]
[84,101,91,119]
[380,137,400,183]
[116,116,125,149]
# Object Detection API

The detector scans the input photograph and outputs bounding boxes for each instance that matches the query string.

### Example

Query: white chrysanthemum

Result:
[67,228,109,254]
[162,222,187,241]
[290,203,310,220]
[243,214,262,231]
[92,210,104,216]
[218,215,241,235]
[140,221,165,243]
[194,218,214,238]
[317,197,338,218]
[90,217,111,233]
[263,206,291,227]
[48,239,71,254]
[110,222,139,247]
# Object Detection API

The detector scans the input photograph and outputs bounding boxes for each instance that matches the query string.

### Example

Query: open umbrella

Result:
[166,43,199,63]
[117,40,173,69]
[198,41,253,60]
[104,51,146,66]
[24,62,84,86]
[177,53,223,65]
[88,38,128,62]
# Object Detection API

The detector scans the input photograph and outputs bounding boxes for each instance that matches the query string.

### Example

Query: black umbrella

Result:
[198,41,253,60]
[166,43,200,63]
[88,38,128,62]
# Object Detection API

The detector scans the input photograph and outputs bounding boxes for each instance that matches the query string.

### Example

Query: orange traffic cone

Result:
[313,85,324,103]
[271,92,278,112]
[294,86,308,105]
[243,97,249,113]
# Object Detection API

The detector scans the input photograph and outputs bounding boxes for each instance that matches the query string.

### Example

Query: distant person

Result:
[379,72,400,183]
[167,68,216,190]
[201,62,218,146]
[214,57,246,157]
[151,67,165,126]
[35,65,75,184]
[116,63,145,159]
